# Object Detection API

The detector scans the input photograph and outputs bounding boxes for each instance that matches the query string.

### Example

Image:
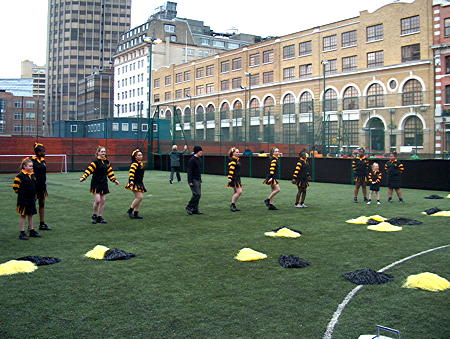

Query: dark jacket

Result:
[352,156,369,177]
[170,149,186,167]
[187,155,201,183]
[31,156,46,186]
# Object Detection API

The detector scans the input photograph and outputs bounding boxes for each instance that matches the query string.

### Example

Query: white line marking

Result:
[322,244,450,339]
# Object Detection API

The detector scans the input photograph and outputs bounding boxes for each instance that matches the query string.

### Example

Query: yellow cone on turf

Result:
[368,215,387,222]
[0,260,38,276]
[429,211,450,217]
[264,227,301,238]
[403,272,450,291]
[446,194,450,199]
[346,216,370,224]
[234,248,267,261]
[85,245,110,260]
[367,222,402,232]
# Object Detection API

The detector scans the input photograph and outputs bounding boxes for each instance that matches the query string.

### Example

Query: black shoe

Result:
[29,229,42,238]
[92,214,97,224]
[19,231,29,240]
[268,204,278,210]
[133,212,143,219]
[388,198,393,203]
[185,207,193,215]
[399,199,404,203]
[127,208,134,219]
[363,197,369,202]
[353,197,358,203]
[192,211,204,215]
[96,216,107,224]
[169,180,173,184]
[39,223,52,231]
[264,199,270,207]
[230,204,240,212]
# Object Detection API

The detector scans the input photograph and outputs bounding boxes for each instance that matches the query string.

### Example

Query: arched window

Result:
[233,101,242,118]
[165,110,172,120]
[195,106,204,121]
[263,96,274,115]
[220,102,230,119]
[283,93,295,114]
[402,79,423,106]
[324,88,337,111]
[404,115,423,146]
[342,86,359,110]
[249,98,260,117]
[206,104,215,120]
[184,107,191,123]
[299,92,313,113]
[175,108,182,122]
[366,83,384,108]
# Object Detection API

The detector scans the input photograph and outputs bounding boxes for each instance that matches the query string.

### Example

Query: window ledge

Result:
[299,53,312,57]
[366,38,384,44]
[400,31,420,37]
[322,48,337,53]
[282,56,295,61]
[342,44,357,49]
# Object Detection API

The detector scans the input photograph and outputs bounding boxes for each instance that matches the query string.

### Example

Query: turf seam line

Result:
[322,244,450,339]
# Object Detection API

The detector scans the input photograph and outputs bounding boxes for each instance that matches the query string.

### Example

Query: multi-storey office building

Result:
[45,0,131,136]
[21,60,46,99]
[113,1,262,118]
[152,0,435,155]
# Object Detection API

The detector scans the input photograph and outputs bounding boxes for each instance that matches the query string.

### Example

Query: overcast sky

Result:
[0,0,401,78]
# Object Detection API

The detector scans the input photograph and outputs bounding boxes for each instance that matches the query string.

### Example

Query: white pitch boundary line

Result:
[322,244,450,339]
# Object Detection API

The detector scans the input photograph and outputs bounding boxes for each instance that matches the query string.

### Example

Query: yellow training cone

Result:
[264,227,301,238]
[403,272,450,291]
[447,194,450,199]
[429,211,450,217]
[367,222,402,232]
[0,260,38,276]
[234,248,267,261]
[85,245,110,260]
[368,215,387,222]
[346,216,370,224]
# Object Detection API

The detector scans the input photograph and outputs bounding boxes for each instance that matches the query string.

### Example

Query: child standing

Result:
[367,162,382,205]
[79,146,119,224]
[13,158,42,240]
[352,148,369,203]
[385,151,405,202]
[292,151,311,208]
[125,149,146,219]
[227,147,242,212]
[31,142,52,230]
[263,147,281,210]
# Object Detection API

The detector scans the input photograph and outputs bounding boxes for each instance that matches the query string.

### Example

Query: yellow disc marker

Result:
[235,248,267,261]
[403,272,450,291]
[0,260,38,276]
[85,245,110,260]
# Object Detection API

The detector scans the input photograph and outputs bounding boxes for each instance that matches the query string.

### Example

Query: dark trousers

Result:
[187,179,201,212]
[170,166,181,182]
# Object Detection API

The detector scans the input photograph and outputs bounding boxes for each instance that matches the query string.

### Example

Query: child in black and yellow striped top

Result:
[226,147,242,212]
[263,147,281,210]
[292,151,311,208]
[126,149,146,219]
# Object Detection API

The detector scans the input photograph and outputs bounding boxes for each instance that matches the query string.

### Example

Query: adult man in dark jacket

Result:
[186,145,203,215]
[169,144,187,183]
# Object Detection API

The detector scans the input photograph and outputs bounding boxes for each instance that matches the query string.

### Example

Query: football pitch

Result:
[0,171,449,339]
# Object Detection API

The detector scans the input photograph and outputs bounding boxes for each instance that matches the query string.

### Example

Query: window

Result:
[164,24,175,33]
[367,50,384,68]
[112,123,119,131]
[154,94,160,102]
[299,64,312,78]
[14,101,22,108]
[164,75,171,86]
[299,92,313,113]
[132,123,138,131]
[14,125,22,132]
[283,67,295,80]
[196,85,204,95]
[221,61,230,73]
[206,83,214,93]
[206,65,214,76]
[184,88,191,97]
[343,86,359,110]
[213,40,225,48]
[343,120,359,145]
[402,79,423,105]
[184,71,191,81]
[25,112,36,120]
[249,53,260,66]
[263,71,274,84]
[249,73,259,86]
[324,59,337,75]
[14,112,22,120]
[121,123,129,131]
[196,67,204,78]
[367,24,383,42]
[231,77,242,89]
[170,35,177,42]
[446,85,450,103]
[401,15,420,35]
[366,83,384,108]
[175,89,182,99]
[324,89,338,111]
[142,124,148,132]
[283,45,295,59]
[445,18,450,37]
[175,73,183,83]
[221,79,230,91]
[228,43,239,49]
[342,30,357,47]
[164,92,171,101]
[232,58,242,70]
[201,38,209,46]
[25,101,35,108]
[404,116,423,146]
[401,44,420,62]
[186,48,194,56]
[263,50,274,63]
[299,41,312,56]
[323,35,337,51]
[342,55,357,72]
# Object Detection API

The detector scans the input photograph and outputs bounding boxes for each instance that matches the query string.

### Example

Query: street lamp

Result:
[321,60,329,155]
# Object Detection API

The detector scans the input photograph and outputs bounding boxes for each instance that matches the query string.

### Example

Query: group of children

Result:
[12,143,405,240]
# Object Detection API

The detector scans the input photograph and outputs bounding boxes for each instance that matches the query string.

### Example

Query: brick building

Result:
[151,0,435,155]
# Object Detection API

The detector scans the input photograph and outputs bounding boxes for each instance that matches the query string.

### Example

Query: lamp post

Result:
[244,72,252,148]
[187,94,194,143]
[143,36,162,169]
[321,60,328,155]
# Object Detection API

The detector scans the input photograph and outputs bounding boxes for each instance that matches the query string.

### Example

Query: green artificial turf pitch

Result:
[0,171,449,339]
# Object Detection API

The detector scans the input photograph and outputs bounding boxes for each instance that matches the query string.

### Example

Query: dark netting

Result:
[273,227,303,234]
[366,219,381,225]
[342,269,393,285]
[279,255,310,268]
[16,256,61,266]
[103,248,136,261]
[424,195,444,199]
[424,207,442,215]
[386,217,422,226]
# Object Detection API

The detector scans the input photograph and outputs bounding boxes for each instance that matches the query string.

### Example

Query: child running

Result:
[31,142,52,230]
[13,158,42,240]
[263,147,281,210]
[291,150,311,208]
[352,148,369,203]
[367,162,382,205]
[385,151,405,202]
[226,147,242,212]
[125,149,146,219]
[79,146,119,224]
